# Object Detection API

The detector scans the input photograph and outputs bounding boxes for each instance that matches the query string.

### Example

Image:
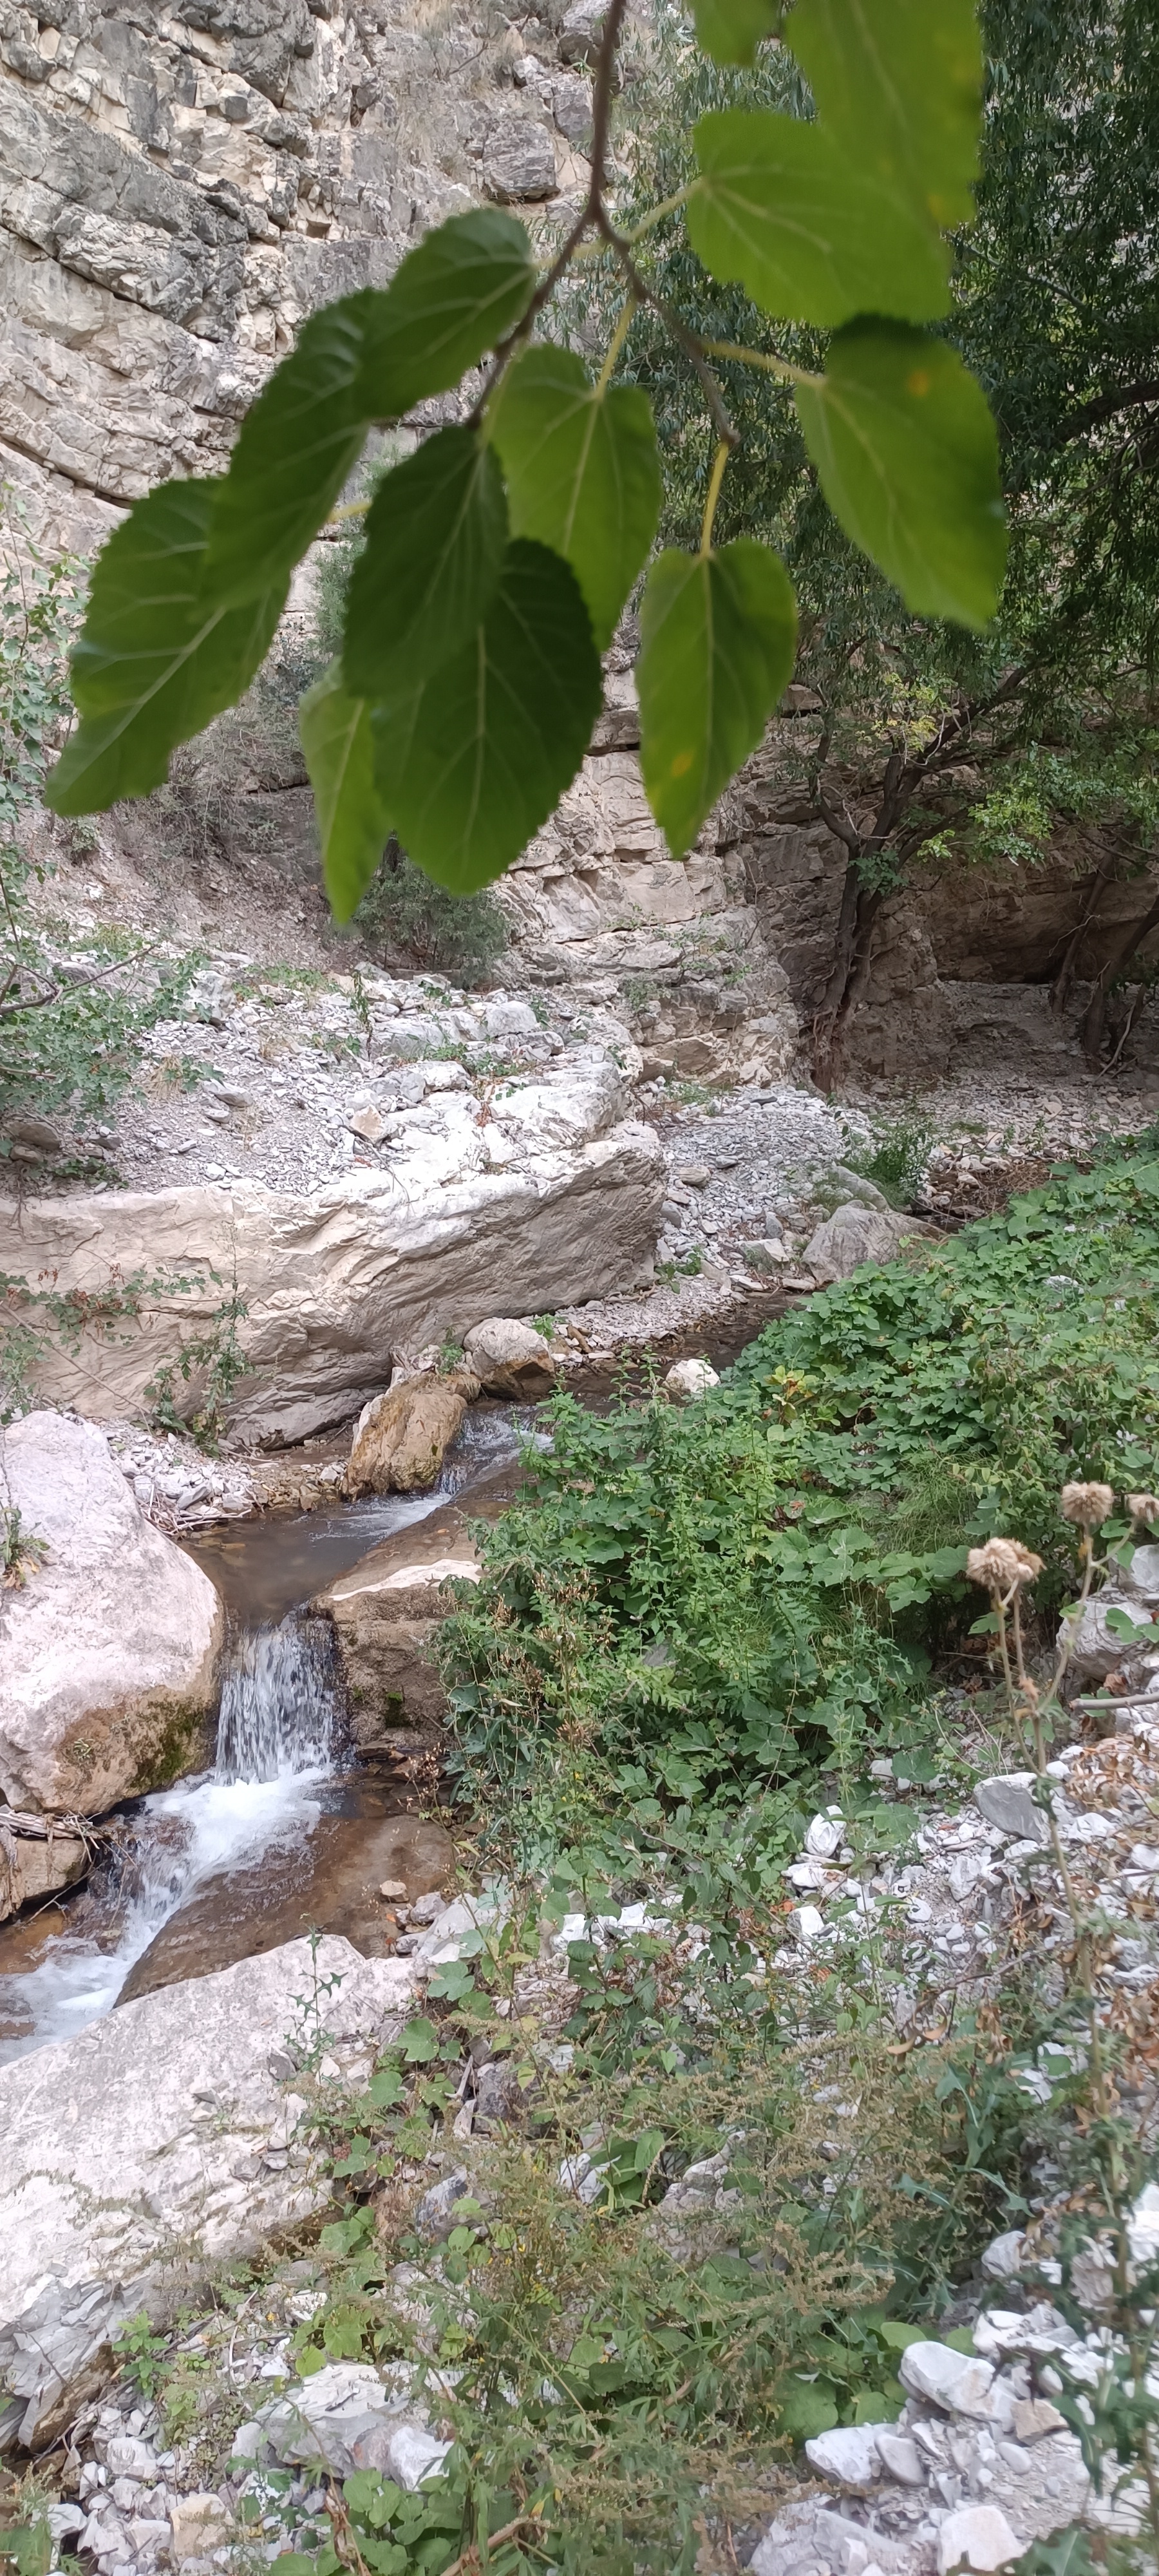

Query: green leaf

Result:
[773,2372,840,2439]
[372,537,601,893]
[486,345,661,649]
[203,213,536,606]
[400,2016,441,2063]
[357,208,537,413]
[786,0,983,231]
[637,538,797,858]
[203,298,380,607]
[343,426,508,701]
[794,322,1006,627]
[692,0,779,70]
[689,110,950,327]
[45,478,287,817]
[299,665,390,924]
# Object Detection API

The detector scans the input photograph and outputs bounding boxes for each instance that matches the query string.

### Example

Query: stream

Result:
[0,1406,530,2065]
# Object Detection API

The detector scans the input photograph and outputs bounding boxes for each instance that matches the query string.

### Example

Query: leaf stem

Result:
[699,439,731,556]
[701,339,821,388]
[596,292,637,393]
[622,186,692,243]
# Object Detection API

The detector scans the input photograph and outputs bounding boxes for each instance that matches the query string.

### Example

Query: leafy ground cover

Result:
[444,1144,1159,1869]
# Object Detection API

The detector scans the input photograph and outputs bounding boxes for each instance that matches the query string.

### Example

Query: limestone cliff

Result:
[0,0,594,550]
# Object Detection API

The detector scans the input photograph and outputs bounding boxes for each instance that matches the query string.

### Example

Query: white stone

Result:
[462,1316,556,1397]
[899,2342,997,2419]
[804,1814,843,1859]
[663,1357,720,1402]
[875,2430,925,2485]
[804,2424,882,2487]
[0,1938,419,2445]
[169,2496,232,2563]
[972,1776,1049,1846]
[384,2422,453,2489]
[0,1412,223,1815]
[980,2230,1027,2281]
[936,2503,1019,2571]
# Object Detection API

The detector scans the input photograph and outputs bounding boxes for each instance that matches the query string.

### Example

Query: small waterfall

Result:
[0,1612,343,2061]
[215,1613,339,1783]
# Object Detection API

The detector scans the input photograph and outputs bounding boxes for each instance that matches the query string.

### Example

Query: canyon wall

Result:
[3,6,1156,1084]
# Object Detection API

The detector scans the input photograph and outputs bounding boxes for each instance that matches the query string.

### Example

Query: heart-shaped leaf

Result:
[486,344,661,648]
[299,664,390,923]
[45,478,287,815]
[637,538,797,859]
[343,426,509,700]
[203,212,536,607]
[794,321,1006,627]
[689,109,951,327]
[372,538,601,892]
[787,0,983,231]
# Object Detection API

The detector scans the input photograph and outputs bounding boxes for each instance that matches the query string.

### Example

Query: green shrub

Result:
[443,1147,1159,1857]
[355,840,508,985]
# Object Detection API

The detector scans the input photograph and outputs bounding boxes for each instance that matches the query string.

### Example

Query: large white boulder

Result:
[0,1063,663,1445]
[462,1316,556,1397]
[0,1413,223,1816]
[0,1937,420,2448]
[804,1203,928,1285]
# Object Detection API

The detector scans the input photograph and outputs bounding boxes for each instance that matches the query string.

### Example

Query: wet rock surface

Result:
[0,1412,223,1817]
[117,1795,453,2005]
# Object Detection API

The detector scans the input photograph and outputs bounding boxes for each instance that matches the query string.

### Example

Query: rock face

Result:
[346,1374,472,1496]
[0,1,597,553]
[463,1316,556,1399]
[0,1935,419,2448]
[317,1509,484,1759]
[0,1413,223,1816]
[0,1064,664,1444]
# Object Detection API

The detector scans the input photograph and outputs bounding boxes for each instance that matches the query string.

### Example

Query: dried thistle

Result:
[1060,1481,1115,1530]
[1126,1493,1159,1533]
[966,1539,1044,1594]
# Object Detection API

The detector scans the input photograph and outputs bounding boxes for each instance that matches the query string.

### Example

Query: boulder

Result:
[899,2341,997,2419]
[346,1375,471,1496]
[0,1817,88,1923]
[663,1358,720,1401]
[937,2504,1019,2572]
[0,1937,419,2447]
[482,117,558,201]
[558,0,608,61]
[0,1095,663,1446]
[803,1204,928,1285]
[973,1774,1050,1845]
[256,2360,450,2488]
[1060,1589,1157,1681]
[463,1316,557,1399]
[0,1414,223,1817]
[317,1513,484,1757]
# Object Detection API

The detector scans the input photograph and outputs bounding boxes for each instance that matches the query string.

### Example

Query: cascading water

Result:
[0,1614,341,2061]
[0,1401,540,2063]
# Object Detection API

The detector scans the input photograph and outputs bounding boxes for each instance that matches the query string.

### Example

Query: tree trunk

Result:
[1078,881,1159,1067]
[811,876,884,1088]
[1051,864,1110,1014]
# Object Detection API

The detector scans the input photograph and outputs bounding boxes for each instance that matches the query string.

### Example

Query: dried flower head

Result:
[966,1539,1044,1594]
[1060,1481,1115,1530]
[1127,1493,1159,1532]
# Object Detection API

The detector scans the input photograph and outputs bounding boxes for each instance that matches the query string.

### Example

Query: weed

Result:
[0,1505,46,1587]
[841,1112,935,1208]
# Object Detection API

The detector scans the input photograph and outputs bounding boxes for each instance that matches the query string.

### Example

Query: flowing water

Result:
[0,1404,537,2064]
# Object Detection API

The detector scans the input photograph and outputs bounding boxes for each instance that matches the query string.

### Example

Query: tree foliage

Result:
[45,0,1006,935]
[592,0,1158,1068]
